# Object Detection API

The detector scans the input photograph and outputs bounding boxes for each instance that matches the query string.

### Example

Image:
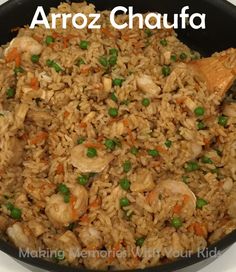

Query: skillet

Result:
[0,0,236,271]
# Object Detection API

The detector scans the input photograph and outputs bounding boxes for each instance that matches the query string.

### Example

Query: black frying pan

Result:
[0,0,236,271]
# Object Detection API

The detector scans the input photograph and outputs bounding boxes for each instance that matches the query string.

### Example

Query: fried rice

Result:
[0,2,236,270]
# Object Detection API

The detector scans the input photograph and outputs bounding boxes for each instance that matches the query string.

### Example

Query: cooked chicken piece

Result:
[79,226,103,249]
[136,75,161,97]
[8,137,24,166]
[7,222,37,250]
[223,103,236,118]
[45,184,88,227]
[26,110,52,125]
[27,220,46,237]
[130,169,155,193]
[71,145,114,173]
[14,103,29,128]
[189,48,236,98]
[5,36,43,56]
[103,77,112,92]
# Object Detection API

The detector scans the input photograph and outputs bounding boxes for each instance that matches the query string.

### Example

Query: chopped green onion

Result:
[99,56,108,67]
[110,92,118,102]
[77,137,85,145]
[31,54,40,63]
[196,198,208,209]
[58,183,70,194]
[6,88,15,99]
[75,58,85,66]
[144,29,152,37]
[136,237,145,247]
[109,48,118,56]
[182,175,189,184]
[170,54,177,62]
[218,116,228,127]
[197,121,206,130]
[165,140,172,148]
[201,156,213,164]
[130,146,139,156]
[108,55,117,66]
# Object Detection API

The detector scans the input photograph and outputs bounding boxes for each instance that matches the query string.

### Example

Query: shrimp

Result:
[136,75,161,98]
[45,184,88,227]
[79,226,103,249]
[130,169,155,193]
[150,179,196,217]
[70,145,114,173]
[5,36,43,56]
[7,222,37,250]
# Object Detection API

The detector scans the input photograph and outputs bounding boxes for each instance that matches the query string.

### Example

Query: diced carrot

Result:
[84,142,103,149]
[156,145,168,154]
[175,97,186,104]
[194,222,206,237]
[79,122,87,128]
[173,204,182,214]
[89,197,102,209]
[56,163,64,175]
[30,131,48,145]
[70,195,78,220]
[123,119,136,145]
[64,111,70,118]
[80,65,90,74]
[97,134,104,142]
[146,190,157,204]
[101,27,115,38]
[30,77,39,90]
[80,213,89,223]
[5,48,21,66]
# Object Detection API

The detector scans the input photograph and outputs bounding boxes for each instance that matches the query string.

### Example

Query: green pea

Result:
[6,88,15,99]
[77,175,89,186]
[218,116,228,127]
[54,251,65,261]
[197,121,206,130]
[185,161,199,172]
[179,52,187,60]
[10,207,22,220]
[196,198,208,209]
[6,202,14,211]
[142,98,150,107]
[201,156,213,164]
[14,66,24,75]
[171,217,183,229]
[123,160,132,173]
[144,29,152,37]
[170,54,177,62]
[162,65,171,77]
[110,92,118,102]
[77,137,85,145]
[194,107,205,117]
[165,140,172,148]
[58,184,70,194]
[120,197,130,207]
[79,40,89,50]
[130,146,139,156]
[109,55,117,66]
[31,55,40,63]
[99,56,108,67]
[182,175,189,184]
[160,39,168,46]
[105,139,116,150]
[112,78,123,87]
[147,149,159,157]
[63,194,70,203]
[136,237,145,247]
[87,147,97,158]
[109,48,118,56]
[45,35,55,45]
[108,108,118,118]
[119,178,131,191]
[75,58,85,66]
